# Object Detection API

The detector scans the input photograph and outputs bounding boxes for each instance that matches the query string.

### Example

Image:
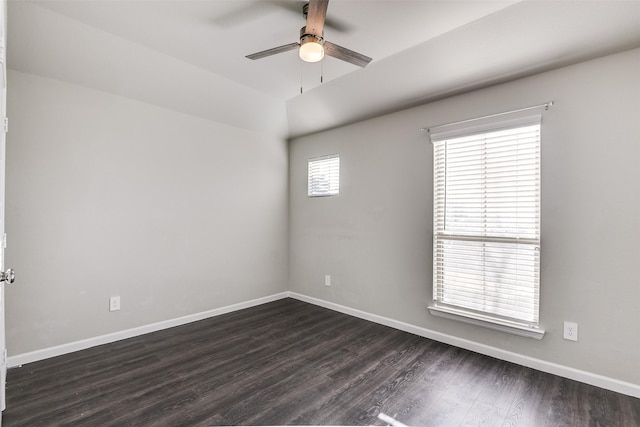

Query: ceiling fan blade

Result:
[323,15,353,34]
[276,0,352,33]
[324,41,372,67]
[246,42,300,60]
[305,0,329,37]
[212,2,274,28]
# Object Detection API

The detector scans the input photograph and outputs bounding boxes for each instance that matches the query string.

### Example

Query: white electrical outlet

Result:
[110,296,121,312]
[563,321,578,341]
[325,274,331,286]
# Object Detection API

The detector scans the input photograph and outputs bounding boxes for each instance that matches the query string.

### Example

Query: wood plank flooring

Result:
[3,298,640,426]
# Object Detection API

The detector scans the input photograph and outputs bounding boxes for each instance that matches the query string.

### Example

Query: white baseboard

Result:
[7,292,289,368]
[288,292,640,399]
[8,290,640,399]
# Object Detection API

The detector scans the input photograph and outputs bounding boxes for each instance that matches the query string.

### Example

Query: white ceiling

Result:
[8,1,640,138]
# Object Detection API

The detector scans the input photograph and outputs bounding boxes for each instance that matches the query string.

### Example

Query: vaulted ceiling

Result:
[8,1,640,139]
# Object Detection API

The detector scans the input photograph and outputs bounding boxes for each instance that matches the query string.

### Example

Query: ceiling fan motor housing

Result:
[300,26,324,45]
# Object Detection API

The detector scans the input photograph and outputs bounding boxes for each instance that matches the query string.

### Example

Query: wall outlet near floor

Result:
[563,321,578,341]
[324,274,331,287]
[110,296,121,312]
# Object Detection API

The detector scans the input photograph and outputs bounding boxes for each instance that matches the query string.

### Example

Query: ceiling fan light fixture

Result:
[299,34,324,63]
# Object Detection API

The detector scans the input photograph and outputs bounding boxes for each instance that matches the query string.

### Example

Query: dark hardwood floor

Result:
[3,298,640,426]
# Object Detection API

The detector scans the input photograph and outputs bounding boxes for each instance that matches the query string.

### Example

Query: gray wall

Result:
[289,48,640,386]
[5,39,639,389]
[5,70,289,355]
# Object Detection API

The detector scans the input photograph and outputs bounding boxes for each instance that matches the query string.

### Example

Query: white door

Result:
[0,0,10,419]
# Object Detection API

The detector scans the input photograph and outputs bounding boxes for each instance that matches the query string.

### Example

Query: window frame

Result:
[308,153,340,198]
[428,115,545,339]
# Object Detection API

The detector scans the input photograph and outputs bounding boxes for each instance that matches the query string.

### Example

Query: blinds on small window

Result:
[432,116,541,326]
[308,154,340,197]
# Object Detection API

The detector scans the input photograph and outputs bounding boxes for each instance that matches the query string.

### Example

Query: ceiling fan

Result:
[245,0,372,67]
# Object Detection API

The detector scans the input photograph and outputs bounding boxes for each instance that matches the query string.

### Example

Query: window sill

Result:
[427,305,545,340]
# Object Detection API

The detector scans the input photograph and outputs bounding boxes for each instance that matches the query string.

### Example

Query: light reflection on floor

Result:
[378,412,408,427]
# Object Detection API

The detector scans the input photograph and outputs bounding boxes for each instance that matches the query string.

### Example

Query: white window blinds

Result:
[308,154,340,197]
[432,116,541,327]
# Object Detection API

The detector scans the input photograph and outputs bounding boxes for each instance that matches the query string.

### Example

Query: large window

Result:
[308,154,340,197]
[430,116,542,336]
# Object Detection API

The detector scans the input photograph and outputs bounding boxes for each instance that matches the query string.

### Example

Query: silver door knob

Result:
[1,268,14,284]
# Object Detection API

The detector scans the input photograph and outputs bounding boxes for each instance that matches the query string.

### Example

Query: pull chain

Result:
[300,61,303,94]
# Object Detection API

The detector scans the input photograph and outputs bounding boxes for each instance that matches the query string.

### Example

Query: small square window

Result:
[308,154,339,197]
